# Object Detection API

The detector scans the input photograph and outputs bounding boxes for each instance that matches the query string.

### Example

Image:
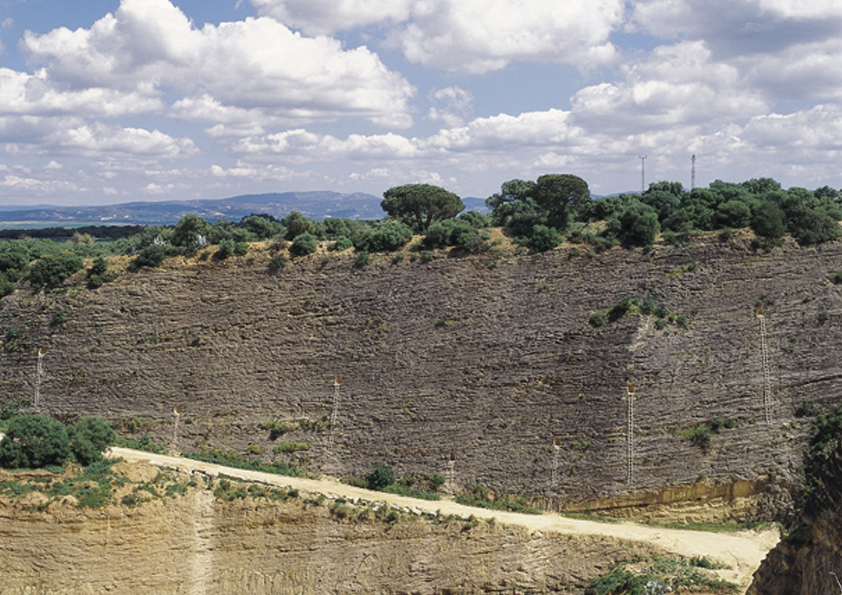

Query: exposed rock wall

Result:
[2,236,842,518]
[748,446,842,595]
[0,483,653,595]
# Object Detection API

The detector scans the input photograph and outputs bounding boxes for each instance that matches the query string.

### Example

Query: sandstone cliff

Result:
[2,235,841,519]
[0,462,656,595]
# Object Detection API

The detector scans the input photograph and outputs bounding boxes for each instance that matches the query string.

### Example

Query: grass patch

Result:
[588,555,738,595]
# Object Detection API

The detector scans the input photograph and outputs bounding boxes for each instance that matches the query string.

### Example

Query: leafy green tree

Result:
[457,210,492,228]
[608,201,660,247]
[486,179,537,214]
[241,215,284,240]
[353,221,413,252]
[366,465,395,491]
[533,173,590,228]
[0,414,72,469]
[28,253,84,289]
[172,214,211,247]
[751,201,786,238]
[716,199,752,228]
[381,184,464,232]
[283,211,315,240]
[525,224,562,252]
[790,209,841,245]
[0,243,31,274]
[89,256,108,277]
[215,238,235,260]
[68,416,117,466]
[290,232,318,256]
[322,218,352,240]
[130,244,167,269]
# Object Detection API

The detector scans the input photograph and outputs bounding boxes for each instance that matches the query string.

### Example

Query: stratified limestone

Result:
[0,483,653,595]
[2,235,842,520]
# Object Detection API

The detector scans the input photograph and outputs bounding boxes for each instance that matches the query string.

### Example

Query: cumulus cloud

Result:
[250,0,413,34]
[742,104,842,151]
[427,86,473,127]
[20,0,415,127]
[255,0,624,73]
[570,41,768,132]
[46,122,198,157]
[394,0,624,73]
[631,0,842,57]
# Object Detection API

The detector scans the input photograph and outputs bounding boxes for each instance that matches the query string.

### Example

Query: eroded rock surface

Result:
[2,236,841,519]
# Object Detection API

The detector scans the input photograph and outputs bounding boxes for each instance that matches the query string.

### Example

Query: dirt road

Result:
[109,447,779,593]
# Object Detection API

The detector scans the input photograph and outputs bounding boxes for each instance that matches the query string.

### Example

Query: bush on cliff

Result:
[28,253,84,290]
[0,414,71,469]
[0,414,117,470]
[68,416,117,466]
[365,465,395,491]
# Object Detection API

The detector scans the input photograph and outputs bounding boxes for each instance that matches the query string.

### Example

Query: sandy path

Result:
[109,447,779,593]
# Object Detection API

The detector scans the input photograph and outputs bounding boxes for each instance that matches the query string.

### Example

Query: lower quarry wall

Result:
[2,235,842,520]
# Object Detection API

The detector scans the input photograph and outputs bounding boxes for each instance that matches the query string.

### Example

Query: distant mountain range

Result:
[0,192,489,228]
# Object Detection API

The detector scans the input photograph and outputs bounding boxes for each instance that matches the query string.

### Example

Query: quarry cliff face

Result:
[0,466,654,595]
[2,235,841,519]
[747,445,842,595]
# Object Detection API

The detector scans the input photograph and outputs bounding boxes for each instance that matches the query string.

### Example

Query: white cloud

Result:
[742,105,842,151]
[51,122,199,157]
[250,0,413,34]
[210,160,304,182]
[0,174,79,194]
[394,0,623,73]
[255,0,624,73]
[20,0,415,127]
[426,86,473,127]
[0,68,162,117]
[570,41,768,132]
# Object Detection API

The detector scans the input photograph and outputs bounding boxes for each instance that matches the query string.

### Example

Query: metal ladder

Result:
[759,315,772,425]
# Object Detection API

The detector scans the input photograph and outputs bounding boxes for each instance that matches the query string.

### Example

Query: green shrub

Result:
[355,222,413,252]
[330,236,353,252]
[89,256,109,277]
[589,312,606,327]
[525,224,561,252]
[0,273,15,298]
[3,326,27,353]
[0,414,72,469]
[354,251,370,268]
[365,465,395,491]
[68,416,117,466]
[273,442,311,454]
[290,233,318,256]
[29,253,84,289]
[215,238,235,260]
[49,309,67,328]
[233,242,250,256]
[131,244,167,269]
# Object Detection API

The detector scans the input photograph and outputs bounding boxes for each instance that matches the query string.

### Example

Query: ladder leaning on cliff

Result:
[757,307,772,425]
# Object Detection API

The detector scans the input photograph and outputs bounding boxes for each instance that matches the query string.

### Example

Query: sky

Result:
[0,0,840,207]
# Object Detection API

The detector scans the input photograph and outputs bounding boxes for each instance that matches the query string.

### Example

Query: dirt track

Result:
[109,446,780,593]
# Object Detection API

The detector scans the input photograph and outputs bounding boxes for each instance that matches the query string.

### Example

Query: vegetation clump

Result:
[587,556,738,595]
[0,414,117,470]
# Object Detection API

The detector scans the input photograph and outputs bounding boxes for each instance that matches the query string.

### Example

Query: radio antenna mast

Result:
[691,154,696,190]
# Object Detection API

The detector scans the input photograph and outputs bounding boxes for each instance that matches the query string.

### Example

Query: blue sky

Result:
[0,0,840,207]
